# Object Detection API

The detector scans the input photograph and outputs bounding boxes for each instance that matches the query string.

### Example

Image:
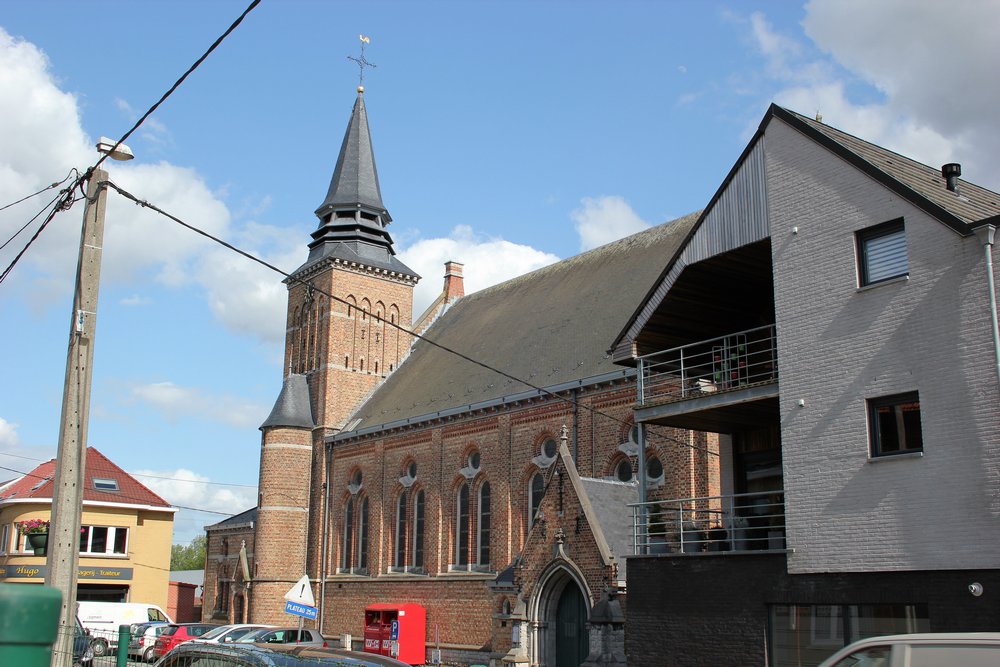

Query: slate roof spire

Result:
[298,86,417,279]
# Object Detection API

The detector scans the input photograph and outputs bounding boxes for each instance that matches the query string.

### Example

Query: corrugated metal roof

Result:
[340,213,699,434]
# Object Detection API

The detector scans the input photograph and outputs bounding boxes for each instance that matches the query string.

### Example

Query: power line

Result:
[103,180,718,459]
[0,179,84,285]
[0,452,256,489]
[93,0,262,174]
[0,464,241,518]
[0,168,78,215]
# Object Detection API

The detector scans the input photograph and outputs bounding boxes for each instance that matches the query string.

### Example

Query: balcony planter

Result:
[26,531,48,555]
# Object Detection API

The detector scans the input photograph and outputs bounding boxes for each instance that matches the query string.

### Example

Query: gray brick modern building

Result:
[614,105,1000,666]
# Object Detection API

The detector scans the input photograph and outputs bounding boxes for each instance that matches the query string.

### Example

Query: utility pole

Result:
[46,168,108,667]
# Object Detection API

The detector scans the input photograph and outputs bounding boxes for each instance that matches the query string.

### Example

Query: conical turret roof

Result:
[296,88,418,280]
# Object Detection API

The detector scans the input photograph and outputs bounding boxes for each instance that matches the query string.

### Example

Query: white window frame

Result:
[80,525,128,556]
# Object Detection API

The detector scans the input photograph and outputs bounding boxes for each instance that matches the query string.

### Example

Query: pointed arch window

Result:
[456,482,470,567]
[477,482,491,567]
[528,472,544,529]
[341,495,369,574]
[394,492,408,567]
[413,489,425,569]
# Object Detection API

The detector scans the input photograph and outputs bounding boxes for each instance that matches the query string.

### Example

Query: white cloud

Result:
[0,26,295,344]
[0,417,20,448]
[744,3,1000,190]
[132,381,269,430]
[130,467,256,545]
[571,196,651,252]
[399,225,560,317]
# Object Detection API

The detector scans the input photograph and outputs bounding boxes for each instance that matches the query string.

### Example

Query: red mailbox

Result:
[363,603,426,665]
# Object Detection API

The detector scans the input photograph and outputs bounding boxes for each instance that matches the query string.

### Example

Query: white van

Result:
[818,633,1000,667]
[77,601,173,657]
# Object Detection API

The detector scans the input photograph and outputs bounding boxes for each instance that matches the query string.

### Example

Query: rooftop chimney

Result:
[942,163,962,193]
[443,261,465,303]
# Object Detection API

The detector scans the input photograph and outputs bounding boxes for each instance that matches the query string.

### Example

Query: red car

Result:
[153,623,219,658]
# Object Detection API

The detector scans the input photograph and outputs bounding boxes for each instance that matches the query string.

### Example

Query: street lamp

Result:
[47,138,133,667]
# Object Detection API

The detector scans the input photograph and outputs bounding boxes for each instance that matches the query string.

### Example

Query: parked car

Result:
[72,617,93,667]
[152,623,219,658]
[189,623,275,645]
[126,621,170,662]
[77,600,172,656]
[157,641,409,666]
[235,626,328,647]
[818,632,1000,666]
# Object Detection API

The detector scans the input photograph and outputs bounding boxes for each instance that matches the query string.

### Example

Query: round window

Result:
[542,438,557,459]
[615,459,633,482]
[407,462,417,479]
[352,470,363,486]
[468,451,481,470]
[646,456,664,480]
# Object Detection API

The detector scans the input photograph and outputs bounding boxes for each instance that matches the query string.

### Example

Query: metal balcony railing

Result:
[630,490,786,555]
[637,324,778,406]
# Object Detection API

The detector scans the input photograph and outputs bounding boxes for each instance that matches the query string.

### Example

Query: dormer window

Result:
[93,478,119,492]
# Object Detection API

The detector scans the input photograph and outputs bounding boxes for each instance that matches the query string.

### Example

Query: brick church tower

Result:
[251,85,419,622]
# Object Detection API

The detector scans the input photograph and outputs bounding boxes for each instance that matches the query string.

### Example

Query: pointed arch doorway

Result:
[531,563,590,667]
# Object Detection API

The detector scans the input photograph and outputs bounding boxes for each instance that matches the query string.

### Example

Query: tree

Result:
[171,535,207,571]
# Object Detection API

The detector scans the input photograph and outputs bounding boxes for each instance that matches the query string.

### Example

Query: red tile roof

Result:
[0,447,171,509]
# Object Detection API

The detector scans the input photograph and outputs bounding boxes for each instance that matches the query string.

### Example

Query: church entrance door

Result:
[555,583,588,667]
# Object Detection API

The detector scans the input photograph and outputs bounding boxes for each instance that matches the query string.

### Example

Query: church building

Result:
[204,83,718,667]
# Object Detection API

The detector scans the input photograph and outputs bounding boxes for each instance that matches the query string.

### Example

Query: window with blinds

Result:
[858,219,908,286]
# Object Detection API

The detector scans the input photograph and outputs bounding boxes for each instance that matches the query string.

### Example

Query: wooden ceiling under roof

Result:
[635,240,775,356]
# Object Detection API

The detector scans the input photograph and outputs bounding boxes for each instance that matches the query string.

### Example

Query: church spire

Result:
[314,87,389,225]
[299,84,417,279]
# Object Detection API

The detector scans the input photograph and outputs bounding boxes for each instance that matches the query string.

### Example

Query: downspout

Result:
[636,359,648,555]
[571,387,579,464]
[972,223,1000,390]
[319,441,332,634]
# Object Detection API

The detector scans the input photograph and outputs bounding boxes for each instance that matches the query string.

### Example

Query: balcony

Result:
[638,324,778,406]
[630,490,786,555]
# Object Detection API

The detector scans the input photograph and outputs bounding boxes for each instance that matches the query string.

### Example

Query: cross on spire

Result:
[348,34,376,88]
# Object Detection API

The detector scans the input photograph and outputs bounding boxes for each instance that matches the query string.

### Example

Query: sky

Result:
[1,0,998,546]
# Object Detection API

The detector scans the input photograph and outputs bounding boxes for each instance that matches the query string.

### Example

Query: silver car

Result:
[127,621,170,663]
[235,627,328,647]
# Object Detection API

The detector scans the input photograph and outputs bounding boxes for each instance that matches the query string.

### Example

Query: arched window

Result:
[456,483,470,566]
[477,482,491,566]
[394,492,407,567]
[342,497,354,570]
[413,489,425,569]
[528,472,544,529]
[615,458,634,482]
[357,496,369,572]
[342,491,368,574]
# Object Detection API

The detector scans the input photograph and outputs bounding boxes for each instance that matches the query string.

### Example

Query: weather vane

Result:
[348,34,376,88]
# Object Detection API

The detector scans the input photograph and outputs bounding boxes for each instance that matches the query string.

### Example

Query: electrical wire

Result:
[103,180,719,459]
[0,168,78,215]
[0,464,244,518]
[93,0,261,174]
[0,178,84,285]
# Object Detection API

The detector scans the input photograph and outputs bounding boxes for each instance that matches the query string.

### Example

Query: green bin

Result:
[0,583,62,667]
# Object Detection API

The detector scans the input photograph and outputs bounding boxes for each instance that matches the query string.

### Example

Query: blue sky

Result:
[1,1,997,545]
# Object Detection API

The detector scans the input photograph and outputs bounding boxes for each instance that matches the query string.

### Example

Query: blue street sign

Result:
[284,600,318,620]
[390,619,399,641]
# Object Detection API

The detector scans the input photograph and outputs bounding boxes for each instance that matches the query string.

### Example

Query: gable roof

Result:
[772,105,1000,230]
[0,447,173,511]
[608,104,1000,357]
[334,213,700,438]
